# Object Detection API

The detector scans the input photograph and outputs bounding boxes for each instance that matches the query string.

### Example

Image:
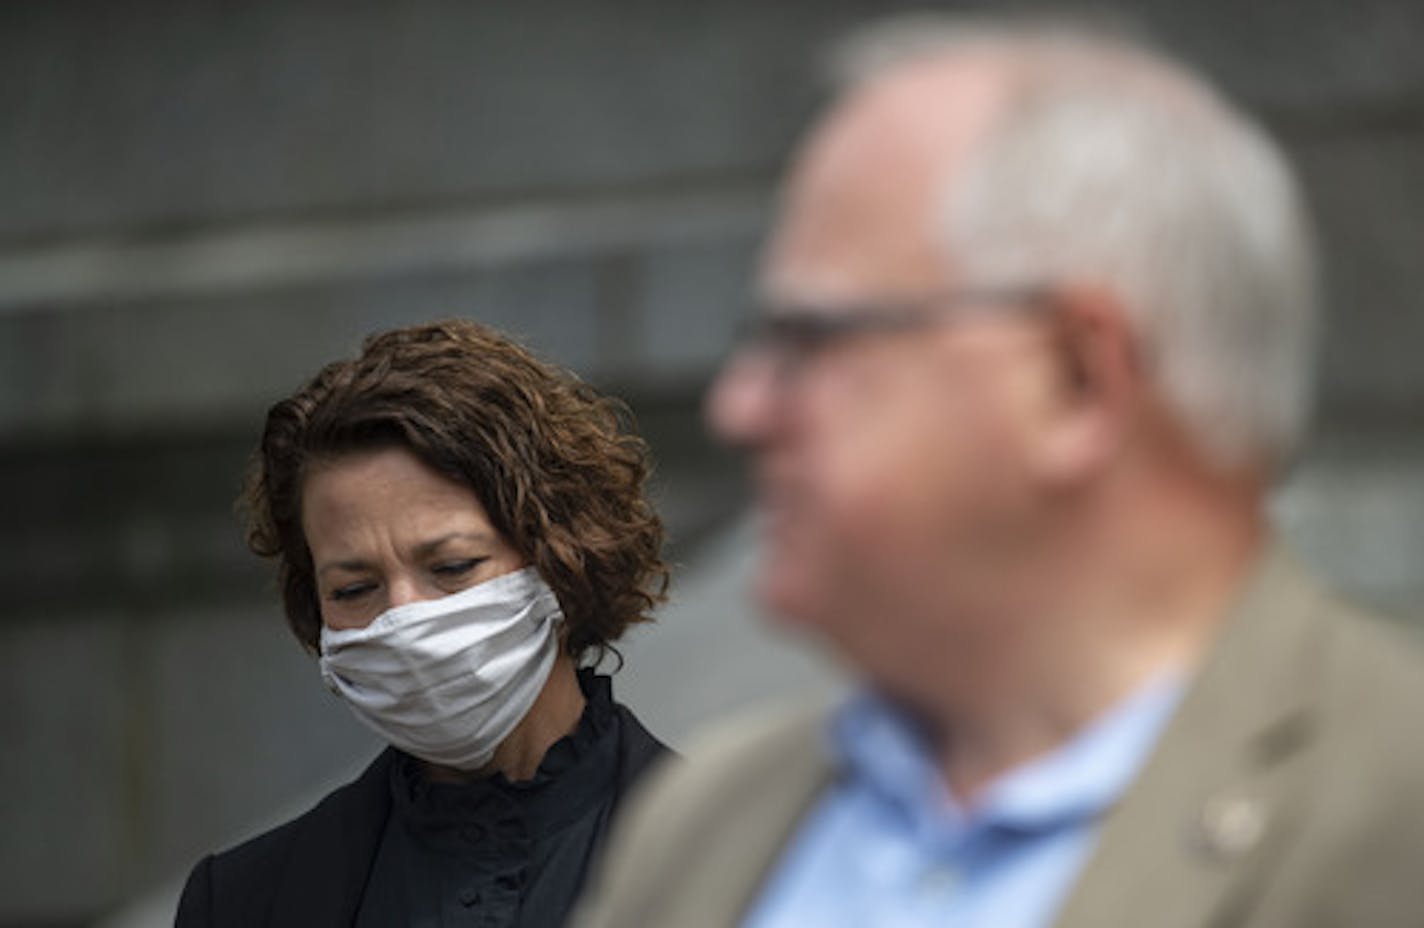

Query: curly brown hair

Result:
[242,319,668,662]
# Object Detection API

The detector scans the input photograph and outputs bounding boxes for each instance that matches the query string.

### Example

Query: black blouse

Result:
[175,672,668,928]
[353,671,648,928]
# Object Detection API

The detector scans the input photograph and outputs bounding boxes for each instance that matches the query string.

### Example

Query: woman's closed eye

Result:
[329,580,377,602]
[432,557,486,580]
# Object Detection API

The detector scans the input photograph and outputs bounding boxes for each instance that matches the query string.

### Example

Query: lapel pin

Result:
[1195,793,1267,861]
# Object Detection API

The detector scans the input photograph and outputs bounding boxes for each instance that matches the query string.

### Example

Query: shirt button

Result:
[917,864,960,896]
[458,887,481,907]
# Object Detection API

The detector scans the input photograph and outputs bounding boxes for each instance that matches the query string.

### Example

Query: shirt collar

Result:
[830,672,1186,838]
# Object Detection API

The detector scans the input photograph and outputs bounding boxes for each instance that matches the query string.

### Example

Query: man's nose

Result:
[706,351,781,448]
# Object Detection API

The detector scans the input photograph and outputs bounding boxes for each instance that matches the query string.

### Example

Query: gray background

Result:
[2,2,1421,925]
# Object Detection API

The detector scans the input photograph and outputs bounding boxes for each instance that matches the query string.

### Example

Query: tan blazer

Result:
[577,546,1424,927]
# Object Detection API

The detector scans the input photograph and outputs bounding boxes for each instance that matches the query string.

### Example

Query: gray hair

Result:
[832,16,1320,474]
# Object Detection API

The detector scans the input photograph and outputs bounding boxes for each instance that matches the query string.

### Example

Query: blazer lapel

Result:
[642,704,837,926]
[1054,545,1329,928]
[711,727,836,924]
[268,749,396,928]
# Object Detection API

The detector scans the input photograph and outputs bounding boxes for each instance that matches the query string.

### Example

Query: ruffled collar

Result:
[388,669,620,851]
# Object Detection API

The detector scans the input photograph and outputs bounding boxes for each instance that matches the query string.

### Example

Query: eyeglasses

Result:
[733,284,1052,380]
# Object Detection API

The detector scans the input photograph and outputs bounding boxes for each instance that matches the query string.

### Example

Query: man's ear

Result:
[1033,284,1145,488]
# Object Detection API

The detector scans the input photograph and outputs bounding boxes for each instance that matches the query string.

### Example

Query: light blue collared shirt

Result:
[743,675,1185,928]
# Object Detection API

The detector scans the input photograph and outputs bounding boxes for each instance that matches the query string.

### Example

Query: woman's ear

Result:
[1033,284,1146,488]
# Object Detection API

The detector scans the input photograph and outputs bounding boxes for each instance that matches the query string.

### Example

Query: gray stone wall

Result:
[2,1,1421,924]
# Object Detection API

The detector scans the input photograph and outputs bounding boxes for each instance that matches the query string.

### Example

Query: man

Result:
[579,15,1424,928]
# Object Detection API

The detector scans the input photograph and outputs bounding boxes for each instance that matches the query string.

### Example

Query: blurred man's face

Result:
[709,63,1060,672]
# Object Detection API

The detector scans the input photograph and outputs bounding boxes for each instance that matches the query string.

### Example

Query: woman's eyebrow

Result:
[413,532,494,558]
[315,558,369,578]
[314,533,497,577]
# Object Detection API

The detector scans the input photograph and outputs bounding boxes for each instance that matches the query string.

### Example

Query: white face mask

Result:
[318,566,563,771]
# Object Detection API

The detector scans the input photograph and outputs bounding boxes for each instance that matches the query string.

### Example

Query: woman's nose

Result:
[385,576,427,611]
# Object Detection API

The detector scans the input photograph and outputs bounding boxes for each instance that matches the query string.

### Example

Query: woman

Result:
[176,320,671,927]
